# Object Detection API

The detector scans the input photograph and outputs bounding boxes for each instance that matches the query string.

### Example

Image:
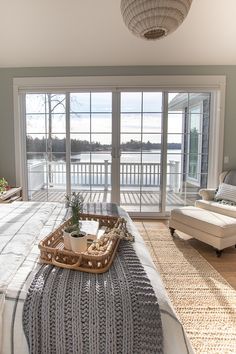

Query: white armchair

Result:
[195,170,236,219]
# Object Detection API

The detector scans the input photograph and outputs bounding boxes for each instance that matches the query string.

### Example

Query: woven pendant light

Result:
[120,0,193,40]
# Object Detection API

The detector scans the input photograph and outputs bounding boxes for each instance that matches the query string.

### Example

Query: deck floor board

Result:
[31,189,195,210]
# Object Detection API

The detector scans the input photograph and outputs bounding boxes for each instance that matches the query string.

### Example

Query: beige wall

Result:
[0,66,235,186]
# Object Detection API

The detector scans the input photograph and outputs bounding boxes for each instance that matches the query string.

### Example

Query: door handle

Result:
[111,147,120,159]
[112,147,121,158]
[117,147,121,158]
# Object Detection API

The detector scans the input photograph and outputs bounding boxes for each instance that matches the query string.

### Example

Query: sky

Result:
[26,92,184,145]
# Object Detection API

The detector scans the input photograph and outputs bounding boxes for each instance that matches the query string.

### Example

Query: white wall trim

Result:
[13,85,21,185]
[13,75,226,198]
[14,75,226,92]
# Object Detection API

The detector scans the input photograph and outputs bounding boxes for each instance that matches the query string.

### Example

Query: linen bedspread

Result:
[0,202,194,354]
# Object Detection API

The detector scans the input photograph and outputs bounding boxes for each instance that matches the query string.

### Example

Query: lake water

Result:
[72,149,182,163]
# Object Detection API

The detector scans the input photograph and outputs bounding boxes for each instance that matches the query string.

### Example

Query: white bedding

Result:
[0,202,194,354]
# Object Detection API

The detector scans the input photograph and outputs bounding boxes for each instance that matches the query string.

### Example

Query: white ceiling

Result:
[1,0,236,68]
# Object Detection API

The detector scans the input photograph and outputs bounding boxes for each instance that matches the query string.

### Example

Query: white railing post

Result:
[104,160,109,191]
[49,162,54,187]
[169,160,180,193]
[169,161,174,191]
[174,161,180,193]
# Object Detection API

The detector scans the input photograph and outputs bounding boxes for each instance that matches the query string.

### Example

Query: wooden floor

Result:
[135,219,236,290]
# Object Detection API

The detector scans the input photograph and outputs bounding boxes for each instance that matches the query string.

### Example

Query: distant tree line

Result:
[26,136,181,159]
[122,139,181,151]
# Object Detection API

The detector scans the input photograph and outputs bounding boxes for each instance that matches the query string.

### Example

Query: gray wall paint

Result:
[0,65,235,185]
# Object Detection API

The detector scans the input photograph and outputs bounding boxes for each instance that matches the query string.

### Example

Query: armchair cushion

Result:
[195,199,236,218]
[215,183,236,203]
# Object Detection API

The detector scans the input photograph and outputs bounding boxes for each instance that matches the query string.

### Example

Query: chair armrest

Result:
[199,188,216,201]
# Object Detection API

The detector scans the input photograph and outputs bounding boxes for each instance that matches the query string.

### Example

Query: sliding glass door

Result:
[166,92,210,210]
[120,92,163,213]
[24,89,211,216]
[26,93,67,201]
[70,92,112,203]
[26,92,112,203]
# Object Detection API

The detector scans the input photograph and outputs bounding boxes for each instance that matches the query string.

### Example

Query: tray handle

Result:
[52,254,83,269]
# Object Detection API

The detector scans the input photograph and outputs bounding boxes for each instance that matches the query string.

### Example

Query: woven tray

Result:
[39,213,124,273]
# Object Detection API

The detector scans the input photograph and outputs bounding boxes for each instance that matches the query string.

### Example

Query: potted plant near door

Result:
[64,191,86,251]
[0,178,8,194]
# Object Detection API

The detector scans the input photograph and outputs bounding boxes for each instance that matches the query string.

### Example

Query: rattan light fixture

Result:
[120,0,193,40]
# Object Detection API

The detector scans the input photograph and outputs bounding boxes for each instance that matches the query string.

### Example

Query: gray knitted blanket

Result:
[23,204,163,354]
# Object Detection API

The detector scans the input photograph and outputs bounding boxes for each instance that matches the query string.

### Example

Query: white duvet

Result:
[0,202,194,354]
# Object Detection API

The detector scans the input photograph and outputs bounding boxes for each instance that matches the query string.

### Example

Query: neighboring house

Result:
[168,93,211,195]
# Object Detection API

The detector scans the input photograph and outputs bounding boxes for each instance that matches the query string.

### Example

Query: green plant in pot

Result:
[0,178,8,194]
[65,191,84,228]
[64,192,86,251]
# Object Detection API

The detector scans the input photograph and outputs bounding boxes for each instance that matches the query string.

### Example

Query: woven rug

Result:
[142,227,236,354]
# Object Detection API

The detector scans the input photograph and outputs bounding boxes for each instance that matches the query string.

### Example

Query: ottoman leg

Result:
[169,227,175,237]
[216,249,223,257]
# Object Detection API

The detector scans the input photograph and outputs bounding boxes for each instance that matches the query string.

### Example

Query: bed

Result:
[0,201,194,354]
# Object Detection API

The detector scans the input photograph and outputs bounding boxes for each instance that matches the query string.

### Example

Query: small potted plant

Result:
[64,191,86,251]
[0,178,8,194]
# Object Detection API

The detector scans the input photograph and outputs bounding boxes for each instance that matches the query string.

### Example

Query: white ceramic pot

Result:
[70,231,87,253]
[63,230,72,250]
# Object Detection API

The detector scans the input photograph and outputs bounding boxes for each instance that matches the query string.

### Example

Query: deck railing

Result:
[28,160,180,192]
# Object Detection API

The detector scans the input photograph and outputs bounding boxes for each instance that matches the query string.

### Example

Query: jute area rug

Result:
[142,227,236,354]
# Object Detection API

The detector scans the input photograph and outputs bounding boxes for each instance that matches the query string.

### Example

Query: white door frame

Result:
[13,75,226,214]
[111,91,121,205]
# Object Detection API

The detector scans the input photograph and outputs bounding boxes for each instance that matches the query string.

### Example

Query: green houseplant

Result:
[65,191,84,229]
[0,178,8,194]
[64,192,85,251]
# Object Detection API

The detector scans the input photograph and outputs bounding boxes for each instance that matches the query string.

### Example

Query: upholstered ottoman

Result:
[169,206,236,256]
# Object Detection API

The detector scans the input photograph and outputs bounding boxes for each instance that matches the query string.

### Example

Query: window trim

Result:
[14,75,226,205]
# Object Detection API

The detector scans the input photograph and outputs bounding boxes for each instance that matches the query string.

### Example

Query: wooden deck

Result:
[31,189,195,212]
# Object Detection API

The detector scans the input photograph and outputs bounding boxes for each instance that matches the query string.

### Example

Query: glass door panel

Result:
[166,92,211,211]
[120,91,163,213]
[70,92,112,203]
[26,93,66,202]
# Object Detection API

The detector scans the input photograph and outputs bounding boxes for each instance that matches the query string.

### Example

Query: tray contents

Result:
[86,218,133,255]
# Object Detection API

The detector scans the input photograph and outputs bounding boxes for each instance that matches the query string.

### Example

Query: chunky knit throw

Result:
[23,205,163,354]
